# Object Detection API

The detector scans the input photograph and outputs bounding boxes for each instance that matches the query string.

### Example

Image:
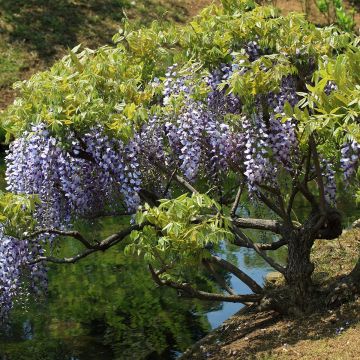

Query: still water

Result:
[0,213,283,360]
[0,164,359,359]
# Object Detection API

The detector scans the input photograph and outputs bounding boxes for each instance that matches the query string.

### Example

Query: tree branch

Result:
[139,188,160,207]
[256,191,286,220]
[24,229,98,249]
[304,145,312,184]
[153,161,198,194]
[28,224,145,264]
[310,135,326,213]
[233,236,288,251]
[287,186,299,217]
[163,168,177,196]
[148,265,262,304]
[256,184,287,217]
[208,255,263,294]
[203,259,236,295]
[232,227,286,274]
[232,217,284,234]
[296,182,318,209]
[230,182,245,217]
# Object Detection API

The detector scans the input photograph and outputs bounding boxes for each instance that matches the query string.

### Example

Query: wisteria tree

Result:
[1,0,359,320]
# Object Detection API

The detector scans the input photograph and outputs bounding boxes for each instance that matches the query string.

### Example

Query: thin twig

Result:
[154,160,198,194]
[230,182,245,217]
[163,168,177,196]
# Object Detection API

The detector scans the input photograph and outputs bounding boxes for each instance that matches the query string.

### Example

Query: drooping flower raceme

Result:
[1,124,143,320]
[340,141,360,181]
[1,39,345,320]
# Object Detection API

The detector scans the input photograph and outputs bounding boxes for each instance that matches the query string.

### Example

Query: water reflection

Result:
[0,220,211,359]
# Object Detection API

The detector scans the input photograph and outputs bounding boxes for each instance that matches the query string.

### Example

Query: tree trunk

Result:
[285,231,315,312]
[284,208,342,312]
[349,257,360,286]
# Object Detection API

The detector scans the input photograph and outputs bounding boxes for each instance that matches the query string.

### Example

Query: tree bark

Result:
[349,257,360,286]
[285,230,315,312]
[285,207,343,312]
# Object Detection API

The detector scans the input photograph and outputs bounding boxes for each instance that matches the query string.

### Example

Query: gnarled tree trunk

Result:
[349,257,360,287]
[285,208,342,312]
[285,230,315,312]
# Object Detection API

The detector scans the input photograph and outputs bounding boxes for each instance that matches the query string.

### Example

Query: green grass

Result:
[0,0,197,111]
[0,40,32,88]
[0,1,189,59]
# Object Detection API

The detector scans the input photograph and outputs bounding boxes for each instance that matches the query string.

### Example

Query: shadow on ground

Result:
[181,298,360,359]
[0,0,190,59]
[0,0,129,58]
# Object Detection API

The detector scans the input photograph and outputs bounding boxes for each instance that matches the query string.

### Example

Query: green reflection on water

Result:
[1,216,213,359]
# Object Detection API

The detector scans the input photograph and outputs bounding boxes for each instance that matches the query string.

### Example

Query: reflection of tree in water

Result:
[242,246,288,270]
[244,230,287,269]
[0,217,212,359]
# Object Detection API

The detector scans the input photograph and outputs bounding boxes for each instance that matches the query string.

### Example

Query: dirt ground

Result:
[180,298,360,359]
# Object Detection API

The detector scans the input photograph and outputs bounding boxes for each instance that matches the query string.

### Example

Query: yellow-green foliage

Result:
[0,192,40,238]
[2,0,355,144]
[125,193,233,280]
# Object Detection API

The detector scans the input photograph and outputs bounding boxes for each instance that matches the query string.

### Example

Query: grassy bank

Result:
[181,229,360,359]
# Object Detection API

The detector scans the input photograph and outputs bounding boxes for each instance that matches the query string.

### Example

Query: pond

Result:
[0,157,359,359]
[0,214,281,360]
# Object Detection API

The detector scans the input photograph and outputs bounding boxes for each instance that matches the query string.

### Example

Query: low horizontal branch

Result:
[232,217,283,234]
[233,237,288,251]
[28,223,145,265]
[149,265,262,304]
